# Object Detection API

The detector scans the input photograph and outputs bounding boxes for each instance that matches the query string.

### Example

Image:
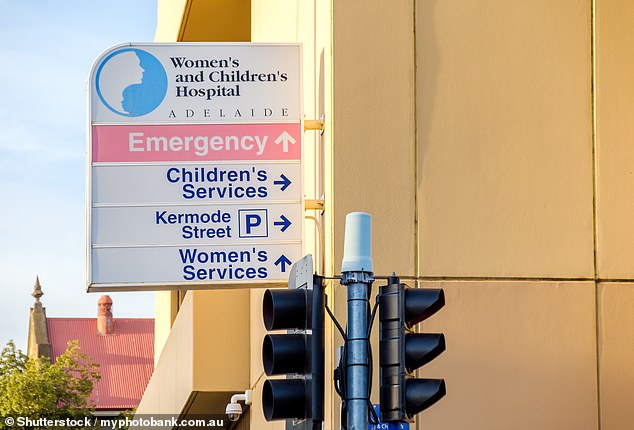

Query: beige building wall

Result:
[595,1,634,428]
[143,1,634,429]
[598,283,634,429]
[421,280,597,430]
[333,0,630,429]
[331,0,596,429]
[596,0,634,279]
[416,0,594,279]
[138,290,250,416]
[412,2,596,427]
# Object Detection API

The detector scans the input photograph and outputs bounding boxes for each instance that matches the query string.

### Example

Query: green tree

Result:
[0,340,100,429]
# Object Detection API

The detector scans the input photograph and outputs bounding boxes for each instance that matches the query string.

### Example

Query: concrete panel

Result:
[156,0,251,42]
[595,0,634,279]
[251,0,300,42]
[418,280,597,430]
[416,0,594,278]
[598,282,634,429]
[138,290,250,414]
[332,0,416,277]
[193,289,250,392]
[137,291,194,415]
[154,290,180,366]
[180,0,250,42]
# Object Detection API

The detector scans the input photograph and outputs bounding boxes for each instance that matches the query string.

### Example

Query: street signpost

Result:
[87,43,303,291]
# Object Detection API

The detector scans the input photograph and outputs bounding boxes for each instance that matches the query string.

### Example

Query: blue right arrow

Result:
[273,215,292,232]
[273,174,292,191]
[274,255,292,272]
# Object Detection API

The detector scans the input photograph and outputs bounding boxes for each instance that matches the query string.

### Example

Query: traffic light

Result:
[379,275,446,422]
[261,254,324,428]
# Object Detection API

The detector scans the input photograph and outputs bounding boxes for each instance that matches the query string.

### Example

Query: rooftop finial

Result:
[32,276,44,302]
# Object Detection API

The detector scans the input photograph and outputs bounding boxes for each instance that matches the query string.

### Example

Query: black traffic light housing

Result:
[261,255,324,428]
[379,275,446,422]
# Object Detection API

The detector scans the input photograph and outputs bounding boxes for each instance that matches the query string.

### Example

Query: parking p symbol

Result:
[239,209,268,238]
[245,214,262,234]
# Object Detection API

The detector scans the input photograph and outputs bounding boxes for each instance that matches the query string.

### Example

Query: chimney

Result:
[97,295,114,335]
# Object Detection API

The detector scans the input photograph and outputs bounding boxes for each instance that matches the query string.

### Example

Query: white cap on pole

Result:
[341,212,373,273]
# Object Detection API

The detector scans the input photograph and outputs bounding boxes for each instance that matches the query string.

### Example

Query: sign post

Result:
[87,43,303,291]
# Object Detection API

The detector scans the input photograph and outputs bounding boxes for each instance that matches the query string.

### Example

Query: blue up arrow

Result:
[274,255,292,272]
[273,174,292,191]
[273,215,292,232]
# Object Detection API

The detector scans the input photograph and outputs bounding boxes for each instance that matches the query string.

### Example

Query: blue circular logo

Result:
[95,48,168,117]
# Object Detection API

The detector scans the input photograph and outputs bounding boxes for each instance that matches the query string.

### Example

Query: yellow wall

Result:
[146,0,634,429]
[423,280,597,429]
[416,0,593,278]
[331,0,631,429]
[138,291,195,415]
[153,290,179,366]
[595,1,634,427]
[155,0,250,42]
[411,3,596,427]
[596,0,634,278]
[138,290,250,415]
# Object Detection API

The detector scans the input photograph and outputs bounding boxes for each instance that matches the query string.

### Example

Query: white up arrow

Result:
[275,131,296,153]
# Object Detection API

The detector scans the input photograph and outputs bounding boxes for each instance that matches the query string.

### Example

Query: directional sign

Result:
[92,163,301,204]
[91,244,303,284]
[88,43,303,290]
[92,204,302,245]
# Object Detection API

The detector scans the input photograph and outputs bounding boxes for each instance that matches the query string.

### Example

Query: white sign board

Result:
[88,43,303,291]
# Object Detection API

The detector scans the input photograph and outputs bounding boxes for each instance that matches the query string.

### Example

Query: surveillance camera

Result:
[226,400,242,422]
[226,389,251,422]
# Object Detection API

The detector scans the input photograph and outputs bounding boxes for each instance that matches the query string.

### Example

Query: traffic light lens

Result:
[262,379,308,421]
[262,334,309,376]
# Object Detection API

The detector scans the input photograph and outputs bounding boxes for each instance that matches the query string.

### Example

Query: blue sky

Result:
[0,1,158,350]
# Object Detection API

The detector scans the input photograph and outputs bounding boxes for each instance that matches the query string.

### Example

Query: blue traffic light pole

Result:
[341,212,374,430]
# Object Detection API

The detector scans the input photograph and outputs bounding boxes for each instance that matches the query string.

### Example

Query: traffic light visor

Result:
[404,288,445,327]
[262,379,308,421]
[405,379,446,418]
[263,289,310,330]
[262,333,309,376]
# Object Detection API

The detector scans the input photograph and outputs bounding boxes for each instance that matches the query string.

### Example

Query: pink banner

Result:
[92,123,301,162]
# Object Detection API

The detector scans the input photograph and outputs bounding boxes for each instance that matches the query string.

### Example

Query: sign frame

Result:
[87,42,304,292]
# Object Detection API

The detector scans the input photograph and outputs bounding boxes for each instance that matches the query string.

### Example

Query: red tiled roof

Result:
[47,318,154,410]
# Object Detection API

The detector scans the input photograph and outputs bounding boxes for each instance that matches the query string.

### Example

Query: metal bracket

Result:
[305,199,325,211]
[304,119,324,132]
[304,116,325,136]
[340,271,375,285]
